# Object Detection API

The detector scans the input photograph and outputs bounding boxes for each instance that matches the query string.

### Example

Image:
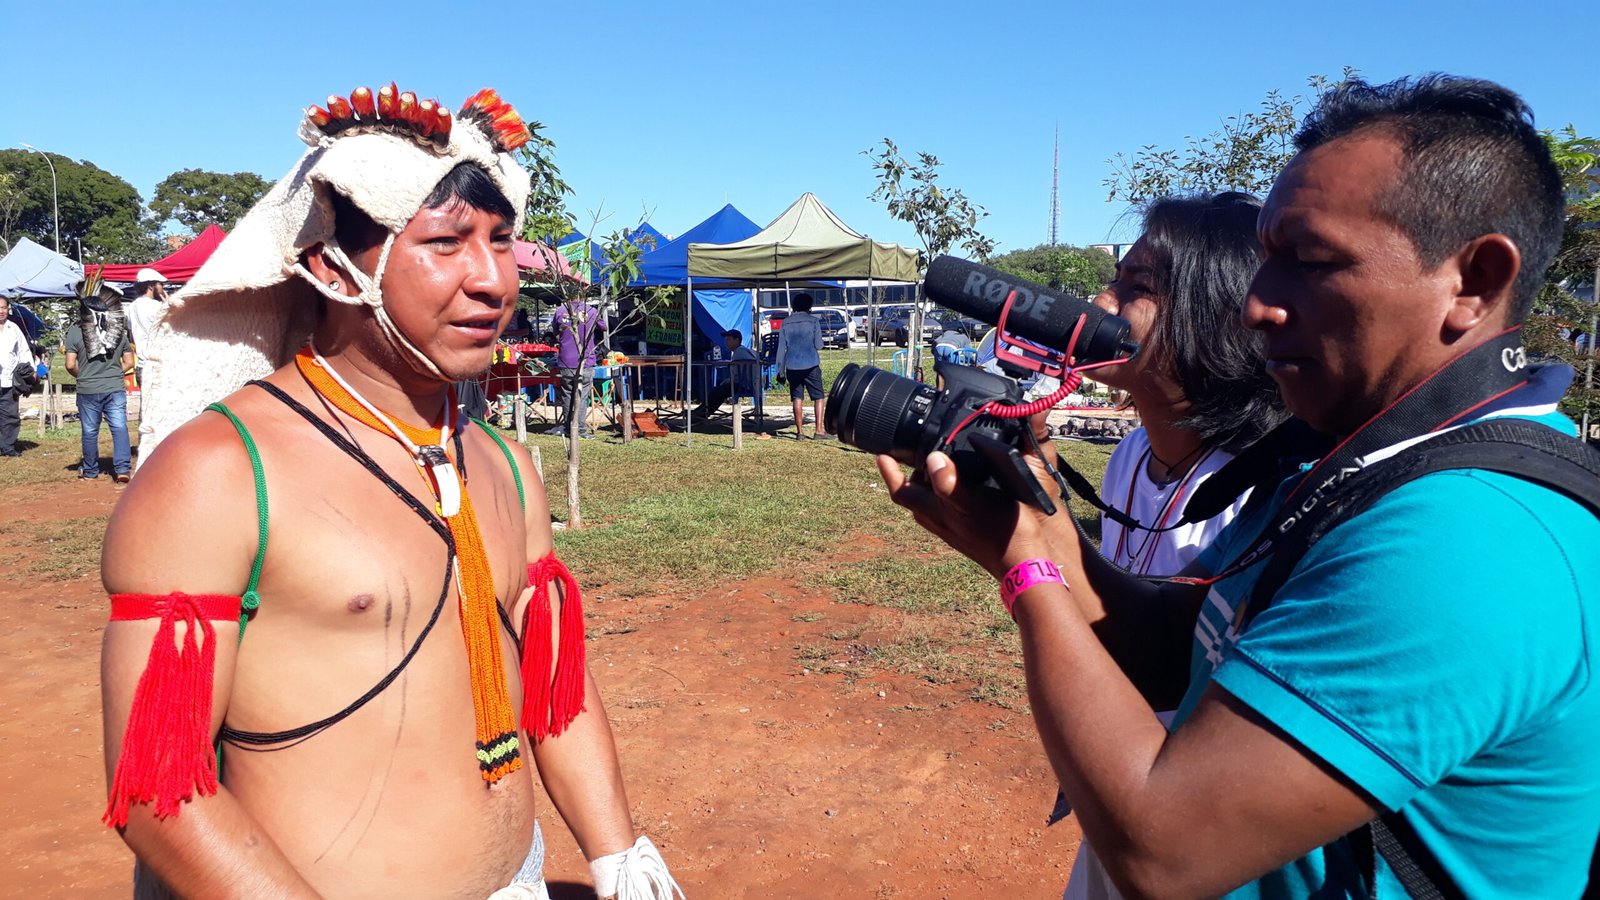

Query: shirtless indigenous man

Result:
[99,84,681,899]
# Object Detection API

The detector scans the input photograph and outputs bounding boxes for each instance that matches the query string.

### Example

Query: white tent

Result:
[687,192,919,282]
[680,194,919,444]
[0,236,83,298]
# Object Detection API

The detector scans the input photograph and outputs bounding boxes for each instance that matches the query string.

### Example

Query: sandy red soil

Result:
[0,476,1081,899]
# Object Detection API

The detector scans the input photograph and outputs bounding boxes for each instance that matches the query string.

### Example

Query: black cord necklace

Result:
[1147,438,1207,488]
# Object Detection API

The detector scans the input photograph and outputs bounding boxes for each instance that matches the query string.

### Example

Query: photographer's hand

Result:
[876,450,1063,580]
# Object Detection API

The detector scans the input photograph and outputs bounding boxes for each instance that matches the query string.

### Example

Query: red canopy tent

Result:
[86,224,229,283]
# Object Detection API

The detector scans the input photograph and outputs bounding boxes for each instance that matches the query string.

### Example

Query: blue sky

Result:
[1,0,1590,256]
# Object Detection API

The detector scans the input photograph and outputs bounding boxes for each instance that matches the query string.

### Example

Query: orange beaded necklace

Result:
[295,346,522,783]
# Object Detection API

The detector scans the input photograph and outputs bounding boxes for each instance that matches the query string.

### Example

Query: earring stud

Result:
[330,280,342,290]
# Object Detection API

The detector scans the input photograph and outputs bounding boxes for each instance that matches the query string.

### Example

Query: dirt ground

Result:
[0,475,1082,899]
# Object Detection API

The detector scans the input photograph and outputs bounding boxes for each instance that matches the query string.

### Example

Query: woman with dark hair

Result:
[1064,192,1283,900]
[1089,191,1284,580]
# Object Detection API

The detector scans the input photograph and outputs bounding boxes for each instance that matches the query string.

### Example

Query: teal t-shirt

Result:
[1177,410,1600,898]
[65,325,129,395]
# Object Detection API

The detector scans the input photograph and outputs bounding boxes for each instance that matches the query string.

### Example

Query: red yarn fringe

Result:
[521,554,587,741]
[103,593,242,828]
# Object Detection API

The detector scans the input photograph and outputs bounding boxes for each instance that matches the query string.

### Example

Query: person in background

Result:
[775,292,829,440]
[65,298,134,482]
[1064,191,1285,900]
[550,297,606,439]
[689,328,759,421]
[124,268,167,381]
[0,297,29,457]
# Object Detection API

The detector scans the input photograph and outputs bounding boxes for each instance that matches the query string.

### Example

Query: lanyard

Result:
[1168,328,1532,591]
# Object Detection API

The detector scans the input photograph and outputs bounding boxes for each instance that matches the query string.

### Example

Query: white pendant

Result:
[418,445,461,517]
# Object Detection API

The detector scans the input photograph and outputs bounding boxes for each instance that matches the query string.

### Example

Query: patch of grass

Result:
[0,426,103,488]
[2,514,111,581]
[529,417,1106,709]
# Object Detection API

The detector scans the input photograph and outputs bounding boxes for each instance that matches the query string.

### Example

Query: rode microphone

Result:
[924,255,1138,364]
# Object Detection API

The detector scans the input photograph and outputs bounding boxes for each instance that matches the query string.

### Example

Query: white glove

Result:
[589,835,684,900]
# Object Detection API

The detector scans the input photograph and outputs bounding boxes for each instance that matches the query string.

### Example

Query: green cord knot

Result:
[241,590,261,612]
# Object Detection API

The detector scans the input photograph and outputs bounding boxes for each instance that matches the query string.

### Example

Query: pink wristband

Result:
[1000,558,1066,618]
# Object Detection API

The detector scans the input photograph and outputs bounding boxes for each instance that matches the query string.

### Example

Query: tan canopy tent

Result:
[686,192,919,282]
[676,194,919,445]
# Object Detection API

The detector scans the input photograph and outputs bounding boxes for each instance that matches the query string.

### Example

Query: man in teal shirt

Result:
[65,311,134,482]
[879,74,1598,898]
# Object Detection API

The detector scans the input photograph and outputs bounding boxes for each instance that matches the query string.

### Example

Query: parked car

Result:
[757,309,789,339]
[929,309,988,341]
[812,308,851,349]
[847,306,871,339]
[813,306,857,343]
[871,305,941,347]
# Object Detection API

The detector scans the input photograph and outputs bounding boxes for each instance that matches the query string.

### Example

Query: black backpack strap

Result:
[1351,814,1466,900]
[1242,417,1600,631]
[1232,418,1600,898]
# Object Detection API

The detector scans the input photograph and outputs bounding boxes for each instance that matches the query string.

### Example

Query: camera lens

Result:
[826,364,937,457]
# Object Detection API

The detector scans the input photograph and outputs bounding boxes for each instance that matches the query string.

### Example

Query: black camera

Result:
[825,255,1139,512]
[826,361,1060,513]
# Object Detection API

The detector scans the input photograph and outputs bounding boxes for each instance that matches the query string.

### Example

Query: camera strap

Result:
[1170,327,1534,593]
[1168,332,1600,897]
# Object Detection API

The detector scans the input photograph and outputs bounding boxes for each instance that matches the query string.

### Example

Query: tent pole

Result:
[867,275,876,369]
[684,278,693,448]
[909,278,924,384]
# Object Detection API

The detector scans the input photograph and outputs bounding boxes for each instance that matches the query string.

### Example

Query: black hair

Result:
[1293,74,1565,321]
[791,293,814,312]
[330,162,516,257]
[1141,191,1287,452]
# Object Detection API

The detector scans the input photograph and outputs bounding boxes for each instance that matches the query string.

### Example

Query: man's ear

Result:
[301,242,359,298]
[1443,233,1520,335]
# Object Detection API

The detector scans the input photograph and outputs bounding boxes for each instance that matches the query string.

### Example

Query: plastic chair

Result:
[728,358,765,419]
[891,349,908,377]
[760,333,781,387]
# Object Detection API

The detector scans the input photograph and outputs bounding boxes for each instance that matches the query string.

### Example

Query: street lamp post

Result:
[18,143,60,253]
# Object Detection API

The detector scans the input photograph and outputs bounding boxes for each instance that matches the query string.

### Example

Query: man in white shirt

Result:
[774,293,831,440]
[0,297,31,457]
[124,268,167,377]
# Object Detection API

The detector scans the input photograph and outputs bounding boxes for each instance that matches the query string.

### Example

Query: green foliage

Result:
[1529,125,1600,430]
[0,149,151,253]
[517,119,576,243]
[1104,69,1358,204]
[863,138,996,263]
[0,171,24,251]
[988,243,1115,297]
[82,212,167,264]
[150,168,272,232]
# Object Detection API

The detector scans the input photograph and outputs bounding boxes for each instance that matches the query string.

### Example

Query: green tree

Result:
[864,138,997,374]
[0,172,24,253]
[1104,70,1357,204]
[517,118,576,243]
[83,211,168,264]
[531,215,668,528]
[1527,126,1600,437]
[988,243,1116,297]
[0,149,151,253]
[150,168,272,232]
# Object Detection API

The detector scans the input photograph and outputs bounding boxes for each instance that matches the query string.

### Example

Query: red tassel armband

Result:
[520,554,587,741]
[103,593,242,828]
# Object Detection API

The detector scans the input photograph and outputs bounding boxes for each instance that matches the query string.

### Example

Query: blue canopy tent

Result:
[631,204,760,288]
[624,206,764,414]
[9,302,45,340]
[556,221,666,283]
